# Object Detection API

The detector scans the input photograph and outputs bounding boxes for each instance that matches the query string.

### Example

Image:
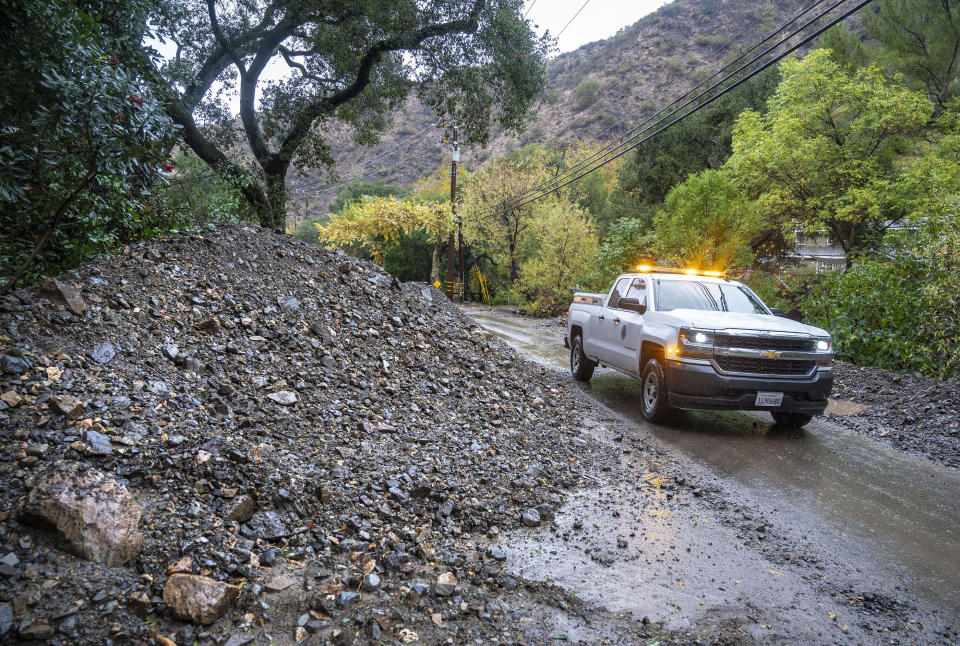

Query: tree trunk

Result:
[261,170,288,232]
[431,238,442,284]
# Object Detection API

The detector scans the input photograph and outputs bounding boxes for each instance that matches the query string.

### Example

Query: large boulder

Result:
[37,277,87,316]
[21,464,143,566]
[163,574,239,625]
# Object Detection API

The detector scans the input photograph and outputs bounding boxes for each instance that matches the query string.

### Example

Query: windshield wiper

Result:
[717,286,729,311]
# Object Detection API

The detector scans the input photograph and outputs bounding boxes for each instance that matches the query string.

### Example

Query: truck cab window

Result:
[608,278,630,308]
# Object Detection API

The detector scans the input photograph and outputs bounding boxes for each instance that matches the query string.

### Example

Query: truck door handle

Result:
[598,314,605,320]
[613,317,621,324]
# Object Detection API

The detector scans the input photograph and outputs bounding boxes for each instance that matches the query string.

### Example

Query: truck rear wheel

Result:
[641,358,673,423]
[771,412,814,428]
[570,333,596,381]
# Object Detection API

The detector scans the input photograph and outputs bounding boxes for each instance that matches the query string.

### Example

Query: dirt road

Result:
[467,305,960,644]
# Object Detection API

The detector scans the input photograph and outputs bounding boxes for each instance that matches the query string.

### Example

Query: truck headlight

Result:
[678,327,714,359]
[815,338,832,352]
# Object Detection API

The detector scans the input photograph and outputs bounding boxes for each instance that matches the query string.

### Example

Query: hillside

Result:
[292,0,815,215]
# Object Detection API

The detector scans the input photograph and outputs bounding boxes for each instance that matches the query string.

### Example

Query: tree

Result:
[515,201,597,315]
[652,169,766,269]
[863,0,960,112]
[0,0,175,291]
[608,68,777,216]
[315,196,451,282]
[328,180,404,214]
[147,0,549,231]
[460,151,549,281]
[726,50,932,268]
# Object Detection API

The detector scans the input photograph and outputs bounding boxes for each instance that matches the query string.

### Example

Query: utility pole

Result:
[446,131,459,301]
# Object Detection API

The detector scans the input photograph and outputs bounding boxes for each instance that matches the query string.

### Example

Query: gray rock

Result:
[267,390,297,405]
[337,590,359,606]
[1,355,30,374]
[162,344,179,360]
[362,573,381,591]
[90,341,116,364]
[0,602,12,636]
[224,634,256,646]
[279,295,300,312]
[245,510,289,541]
[0,553,18,567]
[434,571,457,596]
[85,430,112,456]
[520,508,541,527]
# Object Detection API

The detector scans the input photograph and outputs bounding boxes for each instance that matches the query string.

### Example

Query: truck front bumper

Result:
[664,359,833,414]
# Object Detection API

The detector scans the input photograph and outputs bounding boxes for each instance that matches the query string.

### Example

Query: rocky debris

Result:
[0,225,643,644]
[521,508,542,527]
[21,464,143,565]
[49,394,83,419]
[90,340,117,364]
[38,277,87,316]
[162,574,239,624]
[829,362,960,469]
[434,572,457,596]
[1,354,30,373]
[266,390,297,405]
[223,494,256,522]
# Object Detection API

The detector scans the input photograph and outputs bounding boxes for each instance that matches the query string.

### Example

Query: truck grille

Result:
[714,334,815,352]
[715,356,816,375]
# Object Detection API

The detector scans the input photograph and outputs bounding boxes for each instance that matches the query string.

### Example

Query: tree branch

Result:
[277,0,487,164]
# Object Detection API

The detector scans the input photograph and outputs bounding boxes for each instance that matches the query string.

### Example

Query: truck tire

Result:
[640,358,673,424]
[570,333,596,381]
[771,412,814,428]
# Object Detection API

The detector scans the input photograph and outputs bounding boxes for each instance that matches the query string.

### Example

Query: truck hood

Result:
[663,309,829,336]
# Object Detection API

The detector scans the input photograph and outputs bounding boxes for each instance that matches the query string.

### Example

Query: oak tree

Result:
[150,0,549,231]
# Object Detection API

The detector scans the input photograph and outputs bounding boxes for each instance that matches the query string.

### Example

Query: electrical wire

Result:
[517,0,859,205]
[516,0,877,207]
[556,0,593,38]
[518,0,832,201]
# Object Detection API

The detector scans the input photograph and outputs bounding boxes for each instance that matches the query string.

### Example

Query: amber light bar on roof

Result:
[634,265,725,278]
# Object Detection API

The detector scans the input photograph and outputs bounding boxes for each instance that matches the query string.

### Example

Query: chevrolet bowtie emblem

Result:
[760,350,781,359]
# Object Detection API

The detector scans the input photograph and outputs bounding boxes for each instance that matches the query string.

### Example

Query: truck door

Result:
[607,277,648,374]
[593,277,631,365]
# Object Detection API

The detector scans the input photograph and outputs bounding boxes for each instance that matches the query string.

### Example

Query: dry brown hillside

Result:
[291,0,816,215]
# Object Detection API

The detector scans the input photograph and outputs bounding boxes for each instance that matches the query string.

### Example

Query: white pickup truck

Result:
[565,267,834,427]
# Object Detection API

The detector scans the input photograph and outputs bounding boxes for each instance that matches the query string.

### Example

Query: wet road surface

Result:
[468,307,960,642]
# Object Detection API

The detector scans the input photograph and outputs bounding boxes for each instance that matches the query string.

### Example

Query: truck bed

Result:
[572,293,604,306]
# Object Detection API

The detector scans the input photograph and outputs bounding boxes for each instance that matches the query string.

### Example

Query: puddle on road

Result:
[468,307,960,618]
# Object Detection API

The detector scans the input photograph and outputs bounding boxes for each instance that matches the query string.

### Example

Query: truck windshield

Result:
[655,279,769,314]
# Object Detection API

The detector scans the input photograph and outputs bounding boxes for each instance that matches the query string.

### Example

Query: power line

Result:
[516,0,876,207]
[556,0,593,38]
[551,0,795,151]
[523,0,538,19]
[534,0,725,155]
[519,0,832,201]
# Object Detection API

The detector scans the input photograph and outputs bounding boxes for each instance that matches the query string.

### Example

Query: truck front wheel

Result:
[570,333,596,381]
[771,412,814,428]
[641,358,673,423]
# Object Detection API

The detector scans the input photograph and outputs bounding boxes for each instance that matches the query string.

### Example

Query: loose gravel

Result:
[0,225,672,645]
[829,362,960,469]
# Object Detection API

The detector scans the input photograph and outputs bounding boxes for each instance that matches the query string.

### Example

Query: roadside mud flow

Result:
[469,305,960,644]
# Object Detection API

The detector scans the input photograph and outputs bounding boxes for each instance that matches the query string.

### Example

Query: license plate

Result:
[755,391,784,407]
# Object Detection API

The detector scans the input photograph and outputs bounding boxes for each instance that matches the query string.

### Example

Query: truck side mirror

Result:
[619,297,646,314]
[769,307,785,317]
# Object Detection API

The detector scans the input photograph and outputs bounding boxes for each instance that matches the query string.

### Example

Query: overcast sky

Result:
[526,0,670,54]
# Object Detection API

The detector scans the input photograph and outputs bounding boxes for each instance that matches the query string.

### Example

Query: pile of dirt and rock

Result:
[0,225,665,645]
[828,362,960,469]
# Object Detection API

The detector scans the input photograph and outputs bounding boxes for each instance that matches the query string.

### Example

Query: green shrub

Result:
[573,78,600,110]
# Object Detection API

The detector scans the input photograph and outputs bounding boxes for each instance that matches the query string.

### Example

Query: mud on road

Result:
[468,305,960,645]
